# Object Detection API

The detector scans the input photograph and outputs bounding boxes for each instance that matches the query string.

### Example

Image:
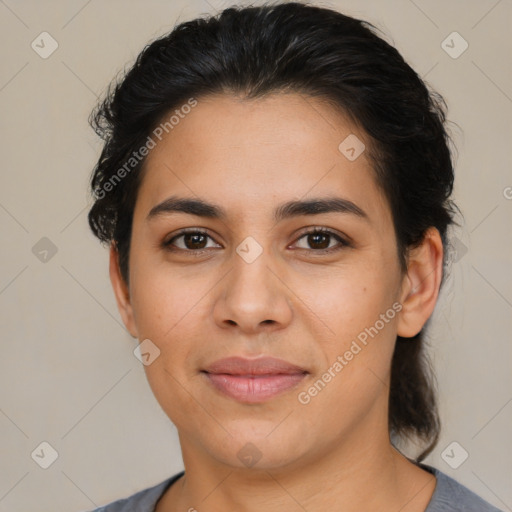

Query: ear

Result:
[109,243,138,338]
[397,227,444,338]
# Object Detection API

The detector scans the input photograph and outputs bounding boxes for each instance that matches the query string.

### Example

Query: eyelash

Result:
[162,227,350,255]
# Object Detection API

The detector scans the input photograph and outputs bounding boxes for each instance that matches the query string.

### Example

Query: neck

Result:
[157,422,436,512]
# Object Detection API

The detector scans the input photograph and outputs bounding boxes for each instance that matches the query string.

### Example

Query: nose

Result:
[212,246,293,334]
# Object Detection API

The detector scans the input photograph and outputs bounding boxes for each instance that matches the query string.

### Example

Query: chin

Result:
[202,425,309,471]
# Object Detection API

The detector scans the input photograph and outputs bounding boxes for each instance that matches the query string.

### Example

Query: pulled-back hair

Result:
[88,1,459,461]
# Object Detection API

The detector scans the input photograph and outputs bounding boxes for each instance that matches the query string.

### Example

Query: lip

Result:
[202,356,308,403]
[203,356,308,375]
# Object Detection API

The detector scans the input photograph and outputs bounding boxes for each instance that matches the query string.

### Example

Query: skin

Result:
[110,92,444,511]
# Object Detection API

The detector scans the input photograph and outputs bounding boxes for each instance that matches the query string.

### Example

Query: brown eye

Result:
[163,230,220,252]
[162,227,349,255]
[305,232,330,249]
[180,232,208,250]
[293,228,349,253]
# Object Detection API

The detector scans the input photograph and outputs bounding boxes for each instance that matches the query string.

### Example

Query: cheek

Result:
[294,263,398,340]
[296,264,400,396]
[296,289,398,434]
[129,257,201,339]
[128,263,214,387]
[128,267,204,427]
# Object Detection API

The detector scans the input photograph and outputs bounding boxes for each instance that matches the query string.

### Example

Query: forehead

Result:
[146,92,357,165]
[134,92,390,226]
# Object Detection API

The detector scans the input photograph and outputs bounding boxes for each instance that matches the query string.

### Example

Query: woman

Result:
[85,2,502,511]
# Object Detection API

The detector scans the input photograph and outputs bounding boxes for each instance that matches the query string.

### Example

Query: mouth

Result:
[201,356,309,403]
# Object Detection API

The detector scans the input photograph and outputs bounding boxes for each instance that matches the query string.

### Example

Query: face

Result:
[112,92,425,472]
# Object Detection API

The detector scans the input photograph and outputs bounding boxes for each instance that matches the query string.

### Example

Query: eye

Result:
[162,227,350,255]
[162,229,221,253]
[292,228,349,253]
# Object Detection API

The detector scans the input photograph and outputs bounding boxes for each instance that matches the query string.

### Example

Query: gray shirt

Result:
[87,463,504,511]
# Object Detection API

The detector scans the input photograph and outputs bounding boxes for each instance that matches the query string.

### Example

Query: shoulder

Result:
[84,471,184,512]
[421,464,504,512]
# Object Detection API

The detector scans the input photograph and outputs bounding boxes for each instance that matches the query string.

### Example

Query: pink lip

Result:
[202,356,308,403]
[204,356,307,375]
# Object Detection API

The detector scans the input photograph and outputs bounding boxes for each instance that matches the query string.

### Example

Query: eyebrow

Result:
[147,195,369,223]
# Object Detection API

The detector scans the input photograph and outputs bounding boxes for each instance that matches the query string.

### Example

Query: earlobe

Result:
[109,243,138,338]
[397,227,444,338]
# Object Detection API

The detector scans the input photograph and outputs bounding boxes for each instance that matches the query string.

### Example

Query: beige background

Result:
[0,0,511,510]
